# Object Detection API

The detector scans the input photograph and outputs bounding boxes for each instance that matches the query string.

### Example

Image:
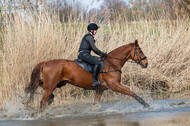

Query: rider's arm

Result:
[86,36,105,56]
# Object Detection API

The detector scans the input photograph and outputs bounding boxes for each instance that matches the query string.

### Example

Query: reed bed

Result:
[0,1,190,109]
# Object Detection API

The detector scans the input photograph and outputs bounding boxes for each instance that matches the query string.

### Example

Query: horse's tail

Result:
[25,61,45,103]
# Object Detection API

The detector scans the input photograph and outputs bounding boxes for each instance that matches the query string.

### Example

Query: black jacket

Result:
[78,33,105,56]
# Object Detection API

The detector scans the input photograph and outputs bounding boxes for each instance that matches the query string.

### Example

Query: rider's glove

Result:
[102,53,108,57]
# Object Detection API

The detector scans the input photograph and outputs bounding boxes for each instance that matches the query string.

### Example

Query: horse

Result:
[25,40,150,108]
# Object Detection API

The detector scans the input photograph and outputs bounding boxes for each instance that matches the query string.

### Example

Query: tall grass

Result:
[0,1,190,109]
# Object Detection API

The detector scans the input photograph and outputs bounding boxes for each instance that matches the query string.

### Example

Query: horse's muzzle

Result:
[141,63,148,68]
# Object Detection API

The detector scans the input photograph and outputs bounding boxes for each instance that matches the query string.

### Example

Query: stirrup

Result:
[92,80,104,87]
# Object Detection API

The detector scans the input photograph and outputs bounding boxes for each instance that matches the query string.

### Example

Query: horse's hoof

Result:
[47,99,54,105]
[47,94,54,105]
[144,103,150,108]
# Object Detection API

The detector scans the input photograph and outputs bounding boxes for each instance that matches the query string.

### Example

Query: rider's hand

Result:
[102,53,108,57]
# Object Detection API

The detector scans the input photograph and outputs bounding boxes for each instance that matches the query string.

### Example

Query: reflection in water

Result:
[139,112,190,126]
[1,112,190,126]
[0,117,139,126]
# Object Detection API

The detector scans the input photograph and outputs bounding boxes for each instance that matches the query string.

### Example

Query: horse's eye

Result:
[139,51,142,53]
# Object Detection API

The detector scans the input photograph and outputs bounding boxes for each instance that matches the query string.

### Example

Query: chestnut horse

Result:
[25,40,150,108]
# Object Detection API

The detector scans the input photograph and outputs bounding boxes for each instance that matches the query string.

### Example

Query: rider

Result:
[78,23,108,86]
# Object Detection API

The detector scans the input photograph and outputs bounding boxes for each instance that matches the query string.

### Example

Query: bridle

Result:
[132,44,147,65]
[101,44,147,73]
[106,44,147,64]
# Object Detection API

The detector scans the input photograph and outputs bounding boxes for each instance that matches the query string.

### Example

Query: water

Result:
[1,98,190,126]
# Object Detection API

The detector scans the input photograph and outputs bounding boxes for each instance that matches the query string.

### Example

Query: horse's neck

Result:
[108,44,132,69]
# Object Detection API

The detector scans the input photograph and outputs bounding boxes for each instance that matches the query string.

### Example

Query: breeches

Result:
[78,52,100,65]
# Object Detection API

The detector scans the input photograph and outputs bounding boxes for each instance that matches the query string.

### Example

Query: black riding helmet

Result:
[87,23,99,32]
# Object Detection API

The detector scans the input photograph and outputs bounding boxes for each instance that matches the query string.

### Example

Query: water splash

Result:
[0,98,190,120]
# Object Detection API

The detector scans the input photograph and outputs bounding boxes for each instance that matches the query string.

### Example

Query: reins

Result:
[101,44,147,73]
[106,56,137,64]
[101,59,122,73]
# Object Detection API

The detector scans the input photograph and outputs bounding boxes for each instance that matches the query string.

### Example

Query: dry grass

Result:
[0,2,190,109]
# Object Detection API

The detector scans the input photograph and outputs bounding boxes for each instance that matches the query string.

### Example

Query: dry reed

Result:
[0,1,190,109]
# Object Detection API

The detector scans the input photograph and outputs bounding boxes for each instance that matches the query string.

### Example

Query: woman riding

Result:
[78,23,108,86]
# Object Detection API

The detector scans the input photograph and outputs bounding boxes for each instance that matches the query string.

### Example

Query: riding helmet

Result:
[87,23,99,31]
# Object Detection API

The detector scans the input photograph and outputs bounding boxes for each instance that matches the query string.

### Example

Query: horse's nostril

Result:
[142,63,148,68]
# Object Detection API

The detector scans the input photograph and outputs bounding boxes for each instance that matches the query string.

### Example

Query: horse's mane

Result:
[108,43,133,55]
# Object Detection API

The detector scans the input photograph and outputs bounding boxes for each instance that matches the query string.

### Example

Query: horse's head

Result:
[130,40,148,68]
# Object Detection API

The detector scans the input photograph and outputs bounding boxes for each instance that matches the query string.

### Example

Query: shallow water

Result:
[1,98,190,126]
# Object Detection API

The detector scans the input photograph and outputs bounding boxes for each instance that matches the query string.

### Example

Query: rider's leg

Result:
[79,52,103,86]
[92,63,104,86]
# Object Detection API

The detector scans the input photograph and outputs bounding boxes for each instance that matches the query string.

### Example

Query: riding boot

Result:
[92,64,104,86]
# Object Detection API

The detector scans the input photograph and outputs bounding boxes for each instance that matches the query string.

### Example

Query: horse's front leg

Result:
[107,81,149,108]
[93,86,105,105]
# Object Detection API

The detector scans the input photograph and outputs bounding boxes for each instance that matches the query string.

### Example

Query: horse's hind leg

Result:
[40,88,55,108]
[39,80,55,106]
[47,94,54,105]
[40,79,58,108]
[40,80,67,108]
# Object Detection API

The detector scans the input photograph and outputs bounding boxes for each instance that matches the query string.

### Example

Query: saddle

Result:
[74,57,105,73]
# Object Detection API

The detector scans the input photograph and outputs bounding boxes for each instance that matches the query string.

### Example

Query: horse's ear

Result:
[135,39,138,46]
